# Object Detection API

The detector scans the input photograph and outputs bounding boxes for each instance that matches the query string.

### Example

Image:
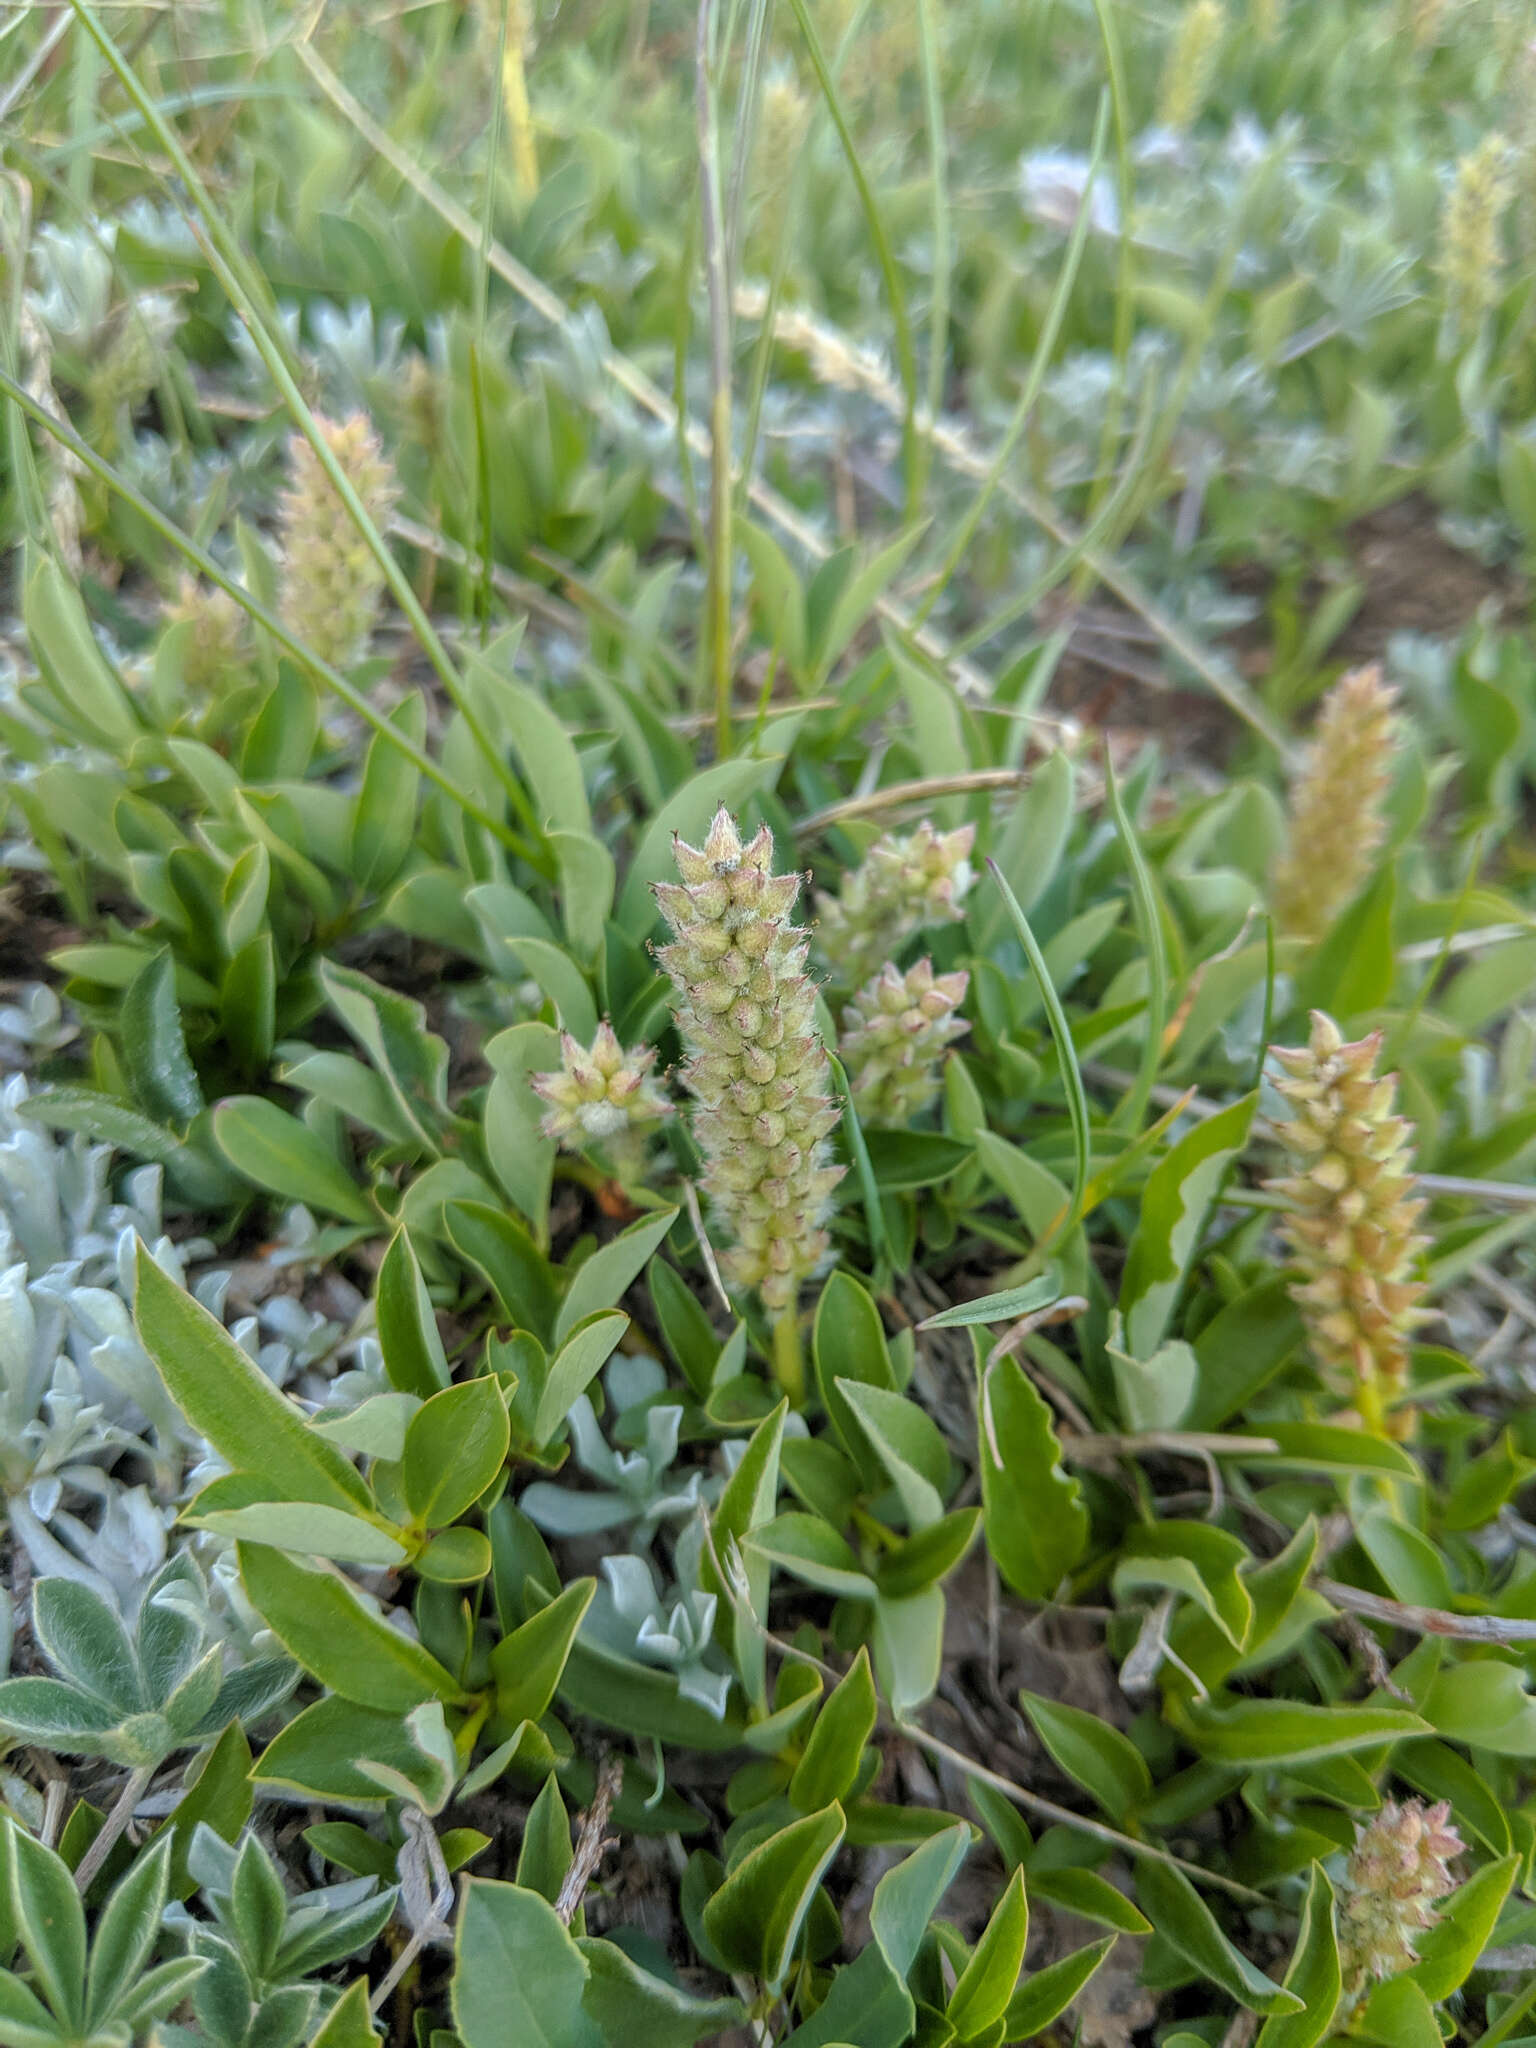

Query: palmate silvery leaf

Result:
[173,1823,394,2005]
[9,1481,170,1617]
[0,1561,295,1767]
[31,1575,144,1711]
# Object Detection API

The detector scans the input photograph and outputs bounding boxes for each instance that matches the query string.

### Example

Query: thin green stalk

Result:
[771,1307,806,1408]
[65,17,100,212]
[735,3,869,505]
[784,0,920,512]
[0,369,531,859]
[1082,0,1135,543]
[828,1051,890,1280]
[914,93,1110,630]
[914,0,949,509]
[1104,759,1168,1136]
[725,0,772,276]
[986,860,1092,1257]
[65,0,540,845]
[696,0,736,756]
[470,0,511,639]
[73,1763,153,1894]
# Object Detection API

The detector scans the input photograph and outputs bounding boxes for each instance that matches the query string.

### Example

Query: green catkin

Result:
[1269,1012,1428,1438]
[753,74,811,236]
[841,959,970,1127]
[1439,132,1513,336]
[164,575,251,691]
[656,807,844,1313]
[813,819,975,992]
[1337,1800,1463,2006]
[277,412,400,673]
[1271,663,1397,942]
[1156,0,1226,134]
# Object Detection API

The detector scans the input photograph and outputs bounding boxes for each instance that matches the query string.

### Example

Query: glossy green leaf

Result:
[980,1357,1087,1600]
[1019,1692,1150,1824]
[492,1578,596,1724]
[837,1379,949,1531]
[1114,1522,1253,1648]
[1179,1695,1427,1765]
[121,949,203,1130]
[403,1377,510,1529]
[453,1879,602,2048]
[238,1545,468,1708]
[211,1097,373,1223]
[949,1867,1028,2038]
[136,1247,376,1515]
[1001,1935,1115,2042]
[790,1648,877,1812]
[702,1803,846,1988]
[1135,1859,1301,2016]
[533,1312,629,1447]
[1403,1854,1517,2001]
[700,1400,786,1709]
[917,1274,1061,1331]
[376,1230,451,1397]
[555,1207,678,1344]
[446,1199,559,1341]
[1120,1094,1255,1359]
[305,1978,381,2046]
[1253,1865,1339,2048]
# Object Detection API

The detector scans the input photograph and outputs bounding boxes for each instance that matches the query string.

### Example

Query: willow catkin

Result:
[1439,132,1513,335]
[1156,0,1226,134]
[814,820,975,990]
[656,807,843,1311]
[1271,664,1397,941]
[841,958,969,1126]
[1337,1800,1463,2005]
[1268,1011,1428,1436]
[277,412,399,673]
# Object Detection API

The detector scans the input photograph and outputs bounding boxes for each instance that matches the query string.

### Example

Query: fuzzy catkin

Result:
[277,412,399,673]
[1156,0,1226,134]
[529,1021,672,1149]
[814,820,975,991]
[842,959,969,1126]
[1338,1800,1463,2004]
[656,807,843,1312]
[165,575,250,691]
[1269,1011,1427,1435]
[1271,664,1397,941]
[1439,133,1513,335]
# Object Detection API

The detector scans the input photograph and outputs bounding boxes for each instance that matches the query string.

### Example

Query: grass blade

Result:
[985,857,1092,1253]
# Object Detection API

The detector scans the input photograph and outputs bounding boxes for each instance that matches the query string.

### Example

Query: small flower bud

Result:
[277,411,400,672]
[1268,1012,1428,1434]
[842,959,970,1127]
[530,1022,672,1148]
[1272,665,1398,942]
